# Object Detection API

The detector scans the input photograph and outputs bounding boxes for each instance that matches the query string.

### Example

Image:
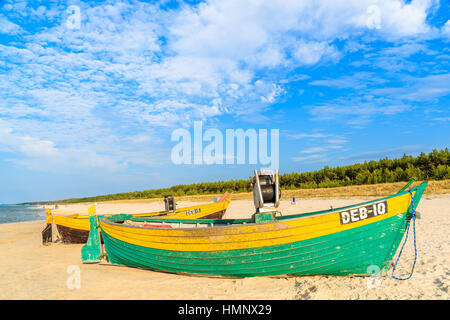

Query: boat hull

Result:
[98,183,427,277]
[102,213,408,277]
[56,224,91,244]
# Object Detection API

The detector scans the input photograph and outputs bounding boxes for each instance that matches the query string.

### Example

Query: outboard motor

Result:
[252,169,280,215]
[164,195,176,212]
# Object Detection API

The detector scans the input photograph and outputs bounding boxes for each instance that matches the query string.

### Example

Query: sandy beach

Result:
[0,195,448,300]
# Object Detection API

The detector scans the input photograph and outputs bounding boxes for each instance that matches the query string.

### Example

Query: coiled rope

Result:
[391,190,418,280]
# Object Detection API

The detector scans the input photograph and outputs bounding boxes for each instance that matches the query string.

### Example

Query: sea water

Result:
[0,204,45,224]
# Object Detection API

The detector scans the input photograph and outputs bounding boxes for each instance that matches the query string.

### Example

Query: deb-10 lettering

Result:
[339,201,388,225]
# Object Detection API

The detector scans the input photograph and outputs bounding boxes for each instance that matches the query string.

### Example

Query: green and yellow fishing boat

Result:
[82,176,427,278]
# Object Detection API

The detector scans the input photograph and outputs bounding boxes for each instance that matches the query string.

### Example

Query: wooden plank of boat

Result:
[41,209,53,245]
[81,181,427,278]
[46,193,231,244]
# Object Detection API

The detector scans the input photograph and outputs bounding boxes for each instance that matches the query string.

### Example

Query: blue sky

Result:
[0,0,449,203]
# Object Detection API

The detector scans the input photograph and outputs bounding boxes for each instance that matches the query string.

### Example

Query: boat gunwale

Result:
[53,196,231,223]
[54,205,223,221]
[100,183,425,231]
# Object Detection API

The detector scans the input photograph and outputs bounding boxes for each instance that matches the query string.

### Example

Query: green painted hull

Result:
[101,212,410,277]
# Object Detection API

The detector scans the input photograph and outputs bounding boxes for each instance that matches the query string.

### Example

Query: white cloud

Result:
[340,145,426,161]
[308,100,412,126]
[0,0,442,174]
[0,119,56,160]
[292,154,325,162]
[293,40,341,65]
[299,147,326,154]
[309,72,387,89]
[326,138,348,145]
[287,133,329,139]
[350,0,438,39]
[287,132,349,148]
[306,68,449,127]
[379,42,431,56]
[432,117,450,121]
[443,20,450,37]
[370,73,450,101]
[162,0,439,113]
[0,118,168,173]
[288,131,348,163]
[0,14,23,34]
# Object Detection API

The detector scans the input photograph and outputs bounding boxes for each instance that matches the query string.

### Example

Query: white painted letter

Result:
[203,128,223,165]
[171,128,191,164]
[193,121,203,165]
[66,5,81,30]
[259,129,279,169]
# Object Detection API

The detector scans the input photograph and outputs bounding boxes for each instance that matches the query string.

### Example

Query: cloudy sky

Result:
[0,0,449,203]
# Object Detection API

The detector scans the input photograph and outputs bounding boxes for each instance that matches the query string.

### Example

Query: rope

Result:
[391,190,418,280]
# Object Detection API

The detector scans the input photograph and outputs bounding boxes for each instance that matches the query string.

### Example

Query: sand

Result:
[0,195,448,300]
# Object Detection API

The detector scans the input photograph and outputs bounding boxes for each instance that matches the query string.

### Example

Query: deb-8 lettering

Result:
[340,201,388,225]
[186,208,201,216]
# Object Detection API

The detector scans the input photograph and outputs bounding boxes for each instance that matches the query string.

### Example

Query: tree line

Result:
[32,148,449,204]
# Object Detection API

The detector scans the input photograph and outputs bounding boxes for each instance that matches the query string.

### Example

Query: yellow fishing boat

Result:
[43,193,231,244]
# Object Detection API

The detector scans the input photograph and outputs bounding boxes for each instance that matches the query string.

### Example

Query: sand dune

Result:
[0,196,448,300]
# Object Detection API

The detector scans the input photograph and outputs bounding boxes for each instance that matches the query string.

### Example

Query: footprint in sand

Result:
[434,278,448,294]
[294,280,318,300]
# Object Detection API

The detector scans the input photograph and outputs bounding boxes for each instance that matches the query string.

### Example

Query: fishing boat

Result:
[82,172,427,278]
[43,193,231,244]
